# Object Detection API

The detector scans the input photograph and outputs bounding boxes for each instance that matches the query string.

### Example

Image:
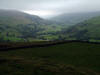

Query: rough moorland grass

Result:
[0,42,100,75]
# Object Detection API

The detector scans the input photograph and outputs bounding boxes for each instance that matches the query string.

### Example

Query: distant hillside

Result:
[0,10,66,42]
[50,12,100,25]
[62,16,100,41]
[1,10,100,42]
[0,10,45,25]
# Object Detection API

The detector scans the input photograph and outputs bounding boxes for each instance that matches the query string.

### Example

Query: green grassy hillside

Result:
[1,10,100,42]
[62,16,100,41]
[0,42,100,75]
[0,10,67,42]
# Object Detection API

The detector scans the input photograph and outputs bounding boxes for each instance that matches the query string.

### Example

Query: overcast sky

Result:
[0,0,100,18]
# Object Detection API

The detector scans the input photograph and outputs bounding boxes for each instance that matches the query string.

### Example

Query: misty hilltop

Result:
[1,0,100,18]
[50,12,100,25]
[0,9,47,25]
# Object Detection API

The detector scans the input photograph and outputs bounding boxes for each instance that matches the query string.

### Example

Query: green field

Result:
[0,42,100,75]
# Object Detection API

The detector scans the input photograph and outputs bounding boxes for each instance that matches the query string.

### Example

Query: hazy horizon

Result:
[0,0,100,18]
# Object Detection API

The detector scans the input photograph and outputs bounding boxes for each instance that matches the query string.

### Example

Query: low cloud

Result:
[0,0,100,18]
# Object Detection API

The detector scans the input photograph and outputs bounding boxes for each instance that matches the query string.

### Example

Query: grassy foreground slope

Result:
[0,42,100,75]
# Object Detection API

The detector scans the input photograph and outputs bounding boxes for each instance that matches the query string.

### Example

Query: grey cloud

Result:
[0,0,100,17]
